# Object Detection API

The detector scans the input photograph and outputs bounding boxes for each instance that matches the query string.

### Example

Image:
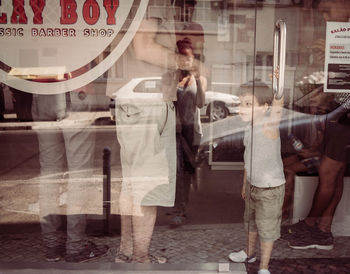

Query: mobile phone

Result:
[181,70,190,78]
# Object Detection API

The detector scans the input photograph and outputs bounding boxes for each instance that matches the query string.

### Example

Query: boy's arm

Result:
[263,96,284,140]
[270,96,284,124]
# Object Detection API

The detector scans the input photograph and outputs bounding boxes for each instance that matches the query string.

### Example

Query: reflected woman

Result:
[162,38,207,226]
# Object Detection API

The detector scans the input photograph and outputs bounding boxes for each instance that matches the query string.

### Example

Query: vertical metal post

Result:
[273,19,287,100]
[103,147,111,235]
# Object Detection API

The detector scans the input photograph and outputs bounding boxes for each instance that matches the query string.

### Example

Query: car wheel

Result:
[207,102,228,121]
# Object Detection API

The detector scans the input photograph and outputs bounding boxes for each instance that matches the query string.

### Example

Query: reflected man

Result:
[33,81,108,262]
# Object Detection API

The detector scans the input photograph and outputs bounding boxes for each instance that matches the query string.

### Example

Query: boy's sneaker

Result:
[228,250,256,263]
[65,241,109,263]
[258,269,271,274]
[288,230,334,250]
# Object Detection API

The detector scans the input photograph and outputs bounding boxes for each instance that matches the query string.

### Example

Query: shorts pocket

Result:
[115,103,164,161]
[116,104,142,125]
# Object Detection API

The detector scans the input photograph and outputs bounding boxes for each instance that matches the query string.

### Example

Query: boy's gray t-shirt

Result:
[244,120,285,188]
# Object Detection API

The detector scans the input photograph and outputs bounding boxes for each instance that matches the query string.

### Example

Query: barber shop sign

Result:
[0,0,148,94]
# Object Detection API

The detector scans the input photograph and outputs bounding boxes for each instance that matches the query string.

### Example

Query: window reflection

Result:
[0,1,350,272]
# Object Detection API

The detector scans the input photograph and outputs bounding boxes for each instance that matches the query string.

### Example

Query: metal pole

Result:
[103,147,111,235]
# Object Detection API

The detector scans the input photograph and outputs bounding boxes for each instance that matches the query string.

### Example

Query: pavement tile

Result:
[0,224,350,273]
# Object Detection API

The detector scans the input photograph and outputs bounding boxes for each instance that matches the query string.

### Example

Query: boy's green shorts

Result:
[244,183,285,242]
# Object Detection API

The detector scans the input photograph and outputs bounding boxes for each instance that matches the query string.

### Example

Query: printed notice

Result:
[324,22,350,93]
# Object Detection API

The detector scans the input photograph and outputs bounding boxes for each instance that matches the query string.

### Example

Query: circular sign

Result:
[0,0,148,94]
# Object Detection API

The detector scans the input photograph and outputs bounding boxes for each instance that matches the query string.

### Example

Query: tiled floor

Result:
[1,224,350,273]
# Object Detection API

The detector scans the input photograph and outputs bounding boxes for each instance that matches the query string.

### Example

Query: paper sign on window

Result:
[324,22,350,93]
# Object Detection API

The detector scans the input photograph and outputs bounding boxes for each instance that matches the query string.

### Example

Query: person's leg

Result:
[245,183,257,257]
[282,155,308,220]
[305,155,345,227]
[170,135,187,226]
[183,170,192,209]
[36,129,66,260]
[282,161,307,220]
[32,92,69,260]
[255,185,284,271]
[118,183,134,257]
[174,134,185,212]
[259,240,274,270]
[132,206,157,262]
[318,167,345,232]
[115,182,135,262]
[64,127,95,255]
[288,156,344,250]
[229,183,258,263]
[0,86,5,120]
[246,231,258,257]
[119,215,133,256]
[282,169,294,220]
[228,230,257,263]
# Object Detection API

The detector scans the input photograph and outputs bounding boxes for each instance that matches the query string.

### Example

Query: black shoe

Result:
[288,229,334,250]
[45,250,61,262]
[281,220,317,240]
[65,241,109,263]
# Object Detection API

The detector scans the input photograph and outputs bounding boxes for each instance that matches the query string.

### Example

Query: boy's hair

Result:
[239,80,274,106]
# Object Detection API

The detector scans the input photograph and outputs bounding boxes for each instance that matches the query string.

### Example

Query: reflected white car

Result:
[110,77,240,121]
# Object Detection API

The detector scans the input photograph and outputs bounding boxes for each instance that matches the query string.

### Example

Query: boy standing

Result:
[228,90,285,274]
